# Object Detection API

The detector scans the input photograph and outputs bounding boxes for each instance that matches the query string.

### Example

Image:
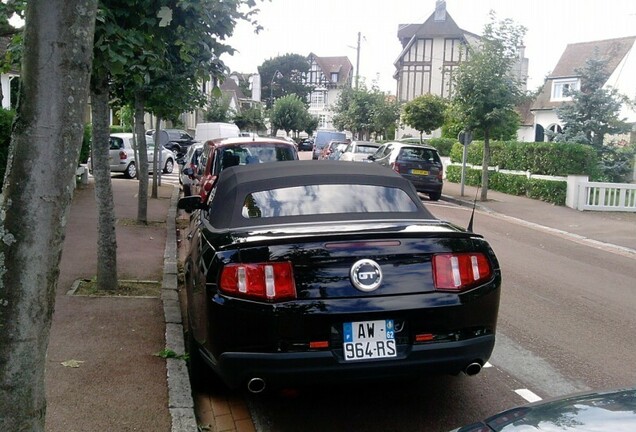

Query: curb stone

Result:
[163,186,198,431]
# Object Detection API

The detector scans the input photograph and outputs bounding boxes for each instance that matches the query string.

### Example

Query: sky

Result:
[221,0,636,94]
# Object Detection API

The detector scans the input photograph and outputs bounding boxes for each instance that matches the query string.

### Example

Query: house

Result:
[393,0,479,139]
[305,52,353,130]
[0,36,19,110]
[393,0,529,140]
[531,36,636,143]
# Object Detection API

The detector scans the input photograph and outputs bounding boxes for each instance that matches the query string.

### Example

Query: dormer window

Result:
[551,78,579,101]
[331,72,339,83]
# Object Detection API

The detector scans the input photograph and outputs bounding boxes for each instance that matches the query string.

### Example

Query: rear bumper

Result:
[208,335,495,389]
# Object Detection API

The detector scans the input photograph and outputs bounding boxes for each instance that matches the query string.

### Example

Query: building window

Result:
[310,91,326,109]
[443,38,463,63]
[551,78,579,101]
[318,114,327,128]
[330,72,339,83]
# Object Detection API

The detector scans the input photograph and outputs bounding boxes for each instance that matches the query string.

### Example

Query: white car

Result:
[88,133,175,179]
[338,141,381,162]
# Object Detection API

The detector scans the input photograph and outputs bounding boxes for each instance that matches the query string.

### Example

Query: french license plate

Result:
[410,169,429,175]
[343,319,397,361]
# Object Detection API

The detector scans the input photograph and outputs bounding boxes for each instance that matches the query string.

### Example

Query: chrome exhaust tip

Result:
[464,362,482,376]
[247,377,266,394]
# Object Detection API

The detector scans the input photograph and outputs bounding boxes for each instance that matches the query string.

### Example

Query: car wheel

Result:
[163,158,174,174]
[124,162,137,179]
[428,191,441,201]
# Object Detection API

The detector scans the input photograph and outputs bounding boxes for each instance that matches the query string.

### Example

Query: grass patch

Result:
[118,218,166,228]
[73,278,162,297]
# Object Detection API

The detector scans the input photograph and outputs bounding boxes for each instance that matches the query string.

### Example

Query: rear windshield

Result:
[357,145,378,154]
[397,147,441,163]
[214,144,297,174]
[242,184,419,218]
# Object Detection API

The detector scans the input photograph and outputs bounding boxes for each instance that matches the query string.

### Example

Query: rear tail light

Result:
[119,150,128,160]
[437,170,443,181]
[432,253,493,292]
[219,261,296,302]
[390,162,403,173]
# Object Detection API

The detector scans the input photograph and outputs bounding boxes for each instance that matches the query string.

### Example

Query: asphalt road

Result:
[186,152,636,431]
[242,194,636,432]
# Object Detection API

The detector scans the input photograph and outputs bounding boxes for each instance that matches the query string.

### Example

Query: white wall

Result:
[606,43,636,123]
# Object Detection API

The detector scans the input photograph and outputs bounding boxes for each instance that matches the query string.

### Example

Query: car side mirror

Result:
[177,196,206,213]
[176,157,186,165]
[367,155,375,161]
[182,167,194,176]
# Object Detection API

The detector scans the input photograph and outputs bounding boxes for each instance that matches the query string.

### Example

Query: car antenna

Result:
[467,186,480,232]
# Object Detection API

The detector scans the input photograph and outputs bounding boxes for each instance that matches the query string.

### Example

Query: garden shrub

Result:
[428,137,455,157]
[446,165,567,205]
[449,140,598,176]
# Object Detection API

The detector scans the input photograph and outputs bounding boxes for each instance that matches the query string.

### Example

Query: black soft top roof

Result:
[208,160,435,228]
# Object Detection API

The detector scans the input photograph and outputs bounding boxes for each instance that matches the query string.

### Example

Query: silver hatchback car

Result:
[88,133,176,179]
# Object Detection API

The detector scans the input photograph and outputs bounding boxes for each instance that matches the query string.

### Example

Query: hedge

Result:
[446,165,567,205]
[449,140,598,177]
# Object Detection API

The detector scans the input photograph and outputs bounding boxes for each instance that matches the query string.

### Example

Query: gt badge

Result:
[350,259,383,292]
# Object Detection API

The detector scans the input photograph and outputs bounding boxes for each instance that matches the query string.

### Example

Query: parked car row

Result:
[178,136,299,199]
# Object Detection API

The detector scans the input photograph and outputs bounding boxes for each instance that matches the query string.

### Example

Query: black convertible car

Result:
[178,160,501,392]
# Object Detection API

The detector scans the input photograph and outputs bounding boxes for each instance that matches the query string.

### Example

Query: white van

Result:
[194,122,240,143]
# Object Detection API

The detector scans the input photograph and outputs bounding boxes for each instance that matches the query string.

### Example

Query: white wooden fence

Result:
[446,161,636,212]
[567,175,636,212]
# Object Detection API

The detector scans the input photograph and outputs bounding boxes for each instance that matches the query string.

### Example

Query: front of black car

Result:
[180,161,501,392]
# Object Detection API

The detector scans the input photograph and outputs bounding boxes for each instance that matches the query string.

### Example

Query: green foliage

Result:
[596,143,636,182]
[442,102,521,141]
[402,94,446,140]
[446,165,567,205]
[259,54,313,108]
[233,106,266,133]
[451,13,526,136]
[204,94,234,123]
[449,140,598,176]
[0,108,14,185]
[427,138,456,157]
[554,54,631,149]
[526,178,567,204]
[332,83,400,139]
[270,94,308,134]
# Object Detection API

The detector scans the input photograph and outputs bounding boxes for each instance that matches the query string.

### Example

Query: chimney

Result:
[250,73,261,102]
[434,0,446,21]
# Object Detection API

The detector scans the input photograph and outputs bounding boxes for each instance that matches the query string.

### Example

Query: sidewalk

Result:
[441,181,636,255]
[45,178,194,432]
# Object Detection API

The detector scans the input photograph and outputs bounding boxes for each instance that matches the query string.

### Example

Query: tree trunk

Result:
[0,1,97,430]
[90,72,118,291]
[134,93,148,224]
[480,129,490,201]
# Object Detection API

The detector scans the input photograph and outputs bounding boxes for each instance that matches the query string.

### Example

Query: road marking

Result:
[515,389,542,403]
[483,362,492,368]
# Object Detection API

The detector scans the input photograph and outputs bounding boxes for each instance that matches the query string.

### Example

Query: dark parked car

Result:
[452,387,636,432]
[369,141,444,201]
[298,138,313,151]
[146,128,197,156]
[179,160,501,393]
